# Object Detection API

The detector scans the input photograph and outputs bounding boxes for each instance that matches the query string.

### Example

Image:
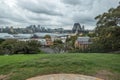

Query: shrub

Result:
[24,40,41,54]
[0,39,5,44]
[0,39,41,55]
[51,39,65,53]
[0,39,18,55]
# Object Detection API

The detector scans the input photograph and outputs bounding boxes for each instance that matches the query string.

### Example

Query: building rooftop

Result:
[77,37,92,44]
[77,37,90,42]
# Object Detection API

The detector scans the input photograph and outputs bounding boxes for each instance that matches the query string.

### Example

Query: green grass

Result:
[0,53,120,80]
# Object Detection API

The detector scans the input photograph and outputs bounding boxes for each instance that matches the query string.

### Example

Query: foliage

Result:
[53,39,63,44]
[96,27,120,52]
[0,39,41,55]
[66,35,77,48]
[25,40,41,54]
[44,35,51,39]
[95,5,120,33]
[87,32,96,37]
[51,39,65,53]
[92,4,120,52]
[0,39,18,55]
[0,39,5,44]
[65,35,81,52]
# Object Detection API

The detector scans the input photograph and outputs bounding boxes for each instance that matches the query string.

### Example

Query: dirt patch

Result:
[0,75,7,80]
[95,70,114,80]
[0,73,13,80]
[27,74,103,80]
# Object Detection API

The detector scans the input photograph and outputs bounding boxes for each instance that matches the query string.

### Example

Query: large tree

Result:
[95,4,120,34]
[93,3,120,52]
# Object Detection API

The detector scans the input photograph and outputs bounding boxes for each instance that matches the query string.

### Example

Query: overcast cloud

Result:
[0,0,119,29]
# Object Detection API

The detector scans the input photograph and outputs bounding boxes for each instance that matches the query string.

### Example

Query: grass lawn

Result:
[0,53,120,80]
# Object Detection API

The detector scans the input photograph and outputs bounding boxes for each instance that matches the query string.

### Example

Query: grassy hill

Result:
[0,53,120,80]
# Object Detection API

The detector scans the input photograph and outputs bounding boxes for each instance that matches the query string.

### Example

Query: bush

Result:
[24,40,41,54]
[0,39,41,55]
[0,39,18,55]
[51,39,65,53]
[0,39,5,44]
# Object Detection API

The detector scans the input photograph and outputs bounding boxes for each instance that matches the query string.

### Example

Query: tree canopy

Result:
[95,4,120,33]
[44,35,51,39]
[93,3,120,52]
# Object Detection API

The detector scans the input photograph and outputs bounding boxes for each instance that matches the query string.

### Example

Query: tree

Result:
[0,39,41,55]
[93,3,120,52]
[0,39,18,55]
[51,39,64,53]
[25,40,41,54]
[0,39,5,44]
[95,4,120,34]
[44,35,51,39]
[66,35,77,47]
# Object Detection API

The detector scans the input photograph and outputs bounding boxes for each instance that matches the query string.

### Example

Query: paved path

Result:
[40,47,55,53]
[27,74,103,80]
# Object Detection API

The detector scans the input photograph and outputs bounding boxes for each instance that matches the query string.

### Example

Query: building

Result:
[75,37,92,49]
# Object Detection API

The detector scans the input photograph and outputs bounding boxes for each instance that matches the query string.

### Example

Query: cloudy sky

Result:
[0,0,119,29]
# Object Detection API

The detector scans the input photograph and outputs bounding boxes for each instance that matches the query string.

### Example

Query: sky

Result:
[0,0,119,29]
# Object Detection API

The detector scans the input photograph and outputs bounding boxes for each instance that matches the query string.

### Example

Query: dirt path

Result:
[0,75,7,80]
[27,74,103,80]
[40,47,55,53]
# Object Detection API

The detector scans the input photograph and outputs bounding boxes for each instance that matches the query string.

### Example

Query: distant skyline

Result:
[0,0,119,29]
